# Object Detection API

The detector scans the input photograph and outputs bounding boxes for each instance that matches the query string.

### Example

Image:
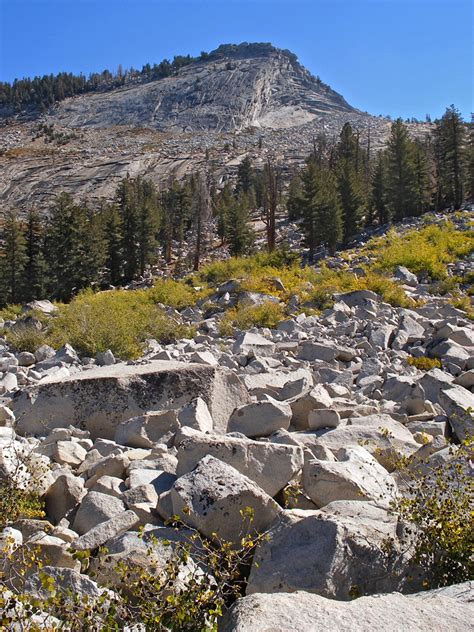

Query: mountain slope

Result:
[48,43,356,132]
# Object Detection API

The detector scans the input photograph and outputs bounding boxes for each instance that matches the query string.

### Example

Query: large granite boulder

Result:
[247,501,416,598]
[170,455,282,546]
[221,582,474,632]
[12,361,250,438]
[176,432,303,497]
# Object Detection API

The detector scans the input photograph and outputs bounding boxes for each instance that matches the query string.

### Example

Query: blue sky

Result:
[0,0,472,120]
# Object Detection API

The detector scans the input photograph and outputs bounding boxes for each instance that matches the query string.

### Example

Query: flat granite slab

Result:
[12,361,250,439]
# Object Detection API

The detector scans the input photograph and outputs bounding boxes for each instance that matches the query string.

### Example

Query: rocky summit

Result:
[49,43,356,132]
[0,42,427,213]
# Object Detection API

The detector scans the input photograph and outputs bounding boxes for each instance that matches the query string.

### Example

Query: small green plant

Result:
[4,327,46,354]
[47,288,194,359]
[407,356,442,371]
[389,437,473,588]
[219,301,285,336]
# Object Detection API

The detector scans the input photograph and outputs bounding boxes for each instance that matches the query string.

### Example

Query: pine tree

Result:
[433,106,467,209]
[22,208,45,301]
[216,183,233,245]
[137,179,159,276]
[300,159,342,260]
[227,195,255,256]
[371,152,390,224]
[287,175,304,221]
[262,159,278,252]
[192,172,212,271]
[104,203,123,285]
[314,164,342,255]
[335,123,367,241]
[236,156,253,194]
[385,119,417,220]
[2,210,27,304]
[412,139,433,216]
[73,205,105,289]
[117,177,139,282]
[467,117,474,201]
[43,193,103,300]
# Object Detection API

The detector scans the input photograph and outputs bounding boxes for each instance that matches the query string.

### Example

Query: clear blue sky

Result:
[0,0,472,120]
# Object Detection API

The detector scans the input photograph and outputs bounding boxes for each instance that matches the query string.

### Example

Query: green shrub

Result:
[147,278,206,310]
[197,248,300,286]
[449,294,474,320]
[0,507,266,631]
[391,438,473,588]
[4,326,46,354]
[407,356,442,371]
[219,301,286,336]
[305,267,412,310]
[375,223,474,280]
[48,289,194,360]
[0,304,22,322]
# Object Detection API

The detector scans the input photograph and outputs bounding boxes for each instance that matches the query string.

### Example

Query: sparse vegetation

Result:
[390,438,474,588]
[407,356,442,371]
[219,301,286,336]
[373,222,474,280]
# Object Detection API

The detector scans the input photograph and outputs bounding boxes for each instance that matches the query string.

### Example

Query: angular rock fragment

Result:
[228,398,292,437]
[115,410,179,448]
[176,432,303,497]
[171,455,282,545]
[247,501,414,598]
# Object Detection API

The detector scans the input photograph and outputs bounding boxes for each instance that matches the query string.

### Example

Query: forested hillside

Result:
[0,107,471,307]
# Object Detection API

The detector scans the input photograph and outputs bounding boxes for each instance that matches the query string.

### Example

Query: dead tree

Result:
[262,158,278,252]
[193,171,212,271]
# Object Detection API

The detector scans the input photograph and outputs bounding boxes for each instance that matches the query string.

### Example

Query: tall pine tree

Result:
[385,119,417,220]
[2,210,27,304]
[434,106,467,209]
[23,208,45,301]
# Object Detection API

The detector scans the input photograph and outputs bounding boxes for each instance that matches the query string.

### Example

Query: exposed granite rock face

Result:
[1,43,427,213]
[221,582,474,632]
[12,361,250,438]
[48,45,356,132]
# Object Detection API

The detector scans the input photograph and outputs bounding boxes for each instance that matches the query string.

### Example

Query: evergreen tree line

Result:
[0,168,258,306]
[0,106,471,306]
[0,43,284,115]
[0,54,202,114]
[288,106,473,259]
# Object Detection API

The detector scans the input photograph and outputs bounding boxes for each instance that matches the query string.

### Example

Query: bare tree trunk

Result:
[262,159,278,252]
[193,172,212,271]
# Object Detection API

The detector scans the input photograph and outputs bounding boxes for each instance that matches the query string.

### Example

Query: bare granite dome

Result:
[48,43,356,132]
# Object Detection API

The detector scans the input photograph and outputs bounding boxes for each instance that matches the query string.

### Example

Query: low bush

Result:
[375,222,474,280]
[0,304,22,322]
[390,438,473,588]
[0,497,266,631]
[219,301,286,336]
[147,278,206,310]
[47,289,194,360]
[449,294,474,320]
[196,248,300,286]
[4,326,47,354]
[306,266,413,310]
[407,356,442,371]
